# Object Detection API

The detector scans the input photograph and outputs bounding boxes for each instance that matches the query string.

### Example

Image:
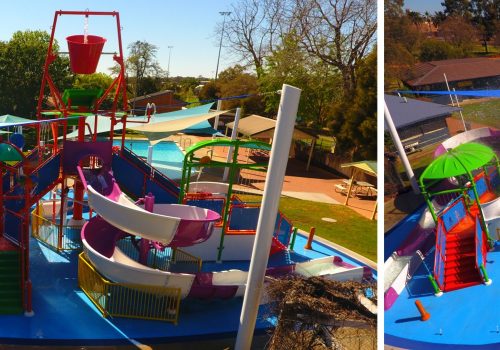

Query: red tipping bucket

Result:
[66,35,106,74]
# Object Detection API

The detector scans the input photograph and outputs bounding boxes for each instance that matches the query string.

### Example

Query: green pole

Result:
[178,152,190,203]
[427,275,442,296]
[289,227,298,250]
[421,188,438,224]
[469,179,492,241]
[480,264,491,284]
[217,141,240,261]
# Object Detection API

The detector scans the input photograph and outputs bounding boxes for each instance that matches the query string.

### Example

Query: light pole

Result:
[215,11,231,82]
[167,46,173,80]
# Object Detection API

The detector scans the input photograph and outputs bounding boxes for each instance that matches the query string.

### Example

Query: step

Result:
[446,237,475,246]
[446,246,475,256]
[445,252,476,264]
[445,265,479,275]
[0,304,23,314]
[445,279,482,292]
[445,260,477,269]
[445,271,481,284]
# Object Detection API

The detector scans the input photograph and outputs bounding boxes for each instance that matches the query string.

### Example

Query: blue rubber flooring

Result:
[0,233,371,345]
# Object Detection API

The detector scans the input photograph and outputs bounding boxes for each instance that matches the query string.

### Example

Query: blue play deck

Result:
[0,232,374,346]
[385,213,500,349]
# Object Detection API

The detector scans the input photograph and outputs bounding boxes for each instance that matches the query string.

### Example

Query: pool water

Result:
[113,140,186,180]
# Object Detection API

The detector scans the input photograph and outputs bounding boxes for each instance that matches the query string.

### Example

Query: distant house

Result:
[404,57,500,103]
[129,90,184,114]
[384,94,461,152]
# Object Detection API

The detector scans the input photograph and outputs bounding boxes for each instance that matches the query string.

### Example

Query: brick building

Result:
[129,90,184,115]
[405,57,500,103]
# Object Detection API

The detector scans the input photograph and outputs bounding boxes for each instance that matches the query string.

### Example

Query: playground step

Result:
[0,304,23,315]
[445,279,483,292]
[444,252,475,263]
[444,268,481,282]
[0,250,22,315]
[445,245,475,254]
[446,233,474,243]
[445,264,479,276]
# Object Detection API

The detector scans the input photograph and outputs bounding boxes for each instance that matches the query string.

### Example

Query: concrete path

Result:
[171,134,377,220]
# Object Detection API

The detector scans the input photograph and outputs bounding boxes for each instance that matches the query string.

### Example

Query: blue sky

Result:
[404,1,443,14]
[0,0,234,78]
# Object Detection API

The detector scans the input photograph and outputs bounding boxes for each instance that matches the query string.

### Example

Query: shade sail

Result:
[226,114,316,140]
[341,161,377,177]
[129,110,228,145]
[0,114,33,128]
[420,142,495,181]
[64,102,224,143]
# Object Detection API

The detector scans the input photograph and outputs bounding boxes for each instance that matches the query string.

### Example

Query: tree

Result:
[216,65,264,114]
[260,34,342,127]
[0,30,72,117]
[384,0,420,89]
[112,40,164,99]
[470,0,499,53]
[328,49,376,160]
[198,81,219,102]
[73,72,118,110]
[441,0,473,19]
[294,0,377,95]
[220,0,287,76]
[419,39,460,61]
[439,16,477,55]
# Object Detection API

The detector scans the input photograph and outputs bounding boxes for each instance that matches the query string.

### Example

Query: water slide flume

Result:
[81,217,369,299]
[78,166,370,300]
[77,166,220,246]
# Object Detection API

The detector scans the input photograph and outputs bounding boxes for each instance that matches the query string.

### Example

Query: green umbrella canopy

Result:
[420,142,496,182]
[0,143,23,162]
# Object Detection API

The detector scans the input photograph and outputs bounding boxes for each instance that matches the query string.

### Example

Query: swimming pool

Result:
[112,140,186,180]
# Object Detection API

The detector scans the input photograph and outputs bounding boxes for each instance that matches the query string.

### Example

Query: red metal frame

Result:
[36,11,129,123]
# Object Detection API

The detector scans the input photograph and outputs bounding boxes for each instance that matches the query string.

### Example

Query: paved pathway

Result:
[171,134,377,220]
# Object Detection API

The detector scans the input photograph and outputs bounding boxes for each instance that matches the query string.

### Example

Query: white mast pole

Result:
[384,99,420,194]
[223,107,241,181]
[235,84,301,350]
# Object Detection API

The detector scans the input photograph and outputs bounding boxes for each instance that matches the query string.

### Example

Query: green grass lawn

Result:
[455,99,500,128]
[238,194,377,262]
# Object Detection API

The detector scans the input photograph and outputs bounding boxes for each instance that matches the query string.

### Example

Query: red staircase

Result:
[443,215,482,291]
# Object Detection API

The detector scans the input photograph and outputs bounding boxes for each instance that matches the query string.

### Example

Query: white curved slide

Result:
[79,166,220,247]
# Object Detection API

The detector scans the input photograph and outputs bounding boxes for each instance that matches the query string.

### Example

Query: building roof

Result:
[406,57,500,87]
[384,94,461,129]
[226,114,316,140]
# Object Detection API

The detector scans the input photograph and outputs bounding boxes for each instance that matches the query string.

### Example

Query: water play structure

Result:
[385,90,500,348]
[0,10,375,345]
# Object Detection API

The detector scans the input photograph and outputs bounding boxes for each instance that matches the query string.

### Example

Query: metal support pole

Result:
[384,99,420,194]
[235,84,301,350]
[223,108,241,181]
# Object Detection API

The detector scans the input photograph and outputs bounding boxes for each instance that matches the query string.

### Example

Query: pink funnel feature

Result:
[66,35,106,74]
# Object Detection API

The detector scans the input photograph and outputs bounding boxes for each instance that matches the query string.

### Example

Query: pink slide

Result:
[77,166,220,247]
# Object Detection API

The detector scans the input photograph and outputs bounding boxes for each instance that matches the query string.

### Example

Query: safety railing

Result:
[433,220,446,291]
[31,208,82,250]
[78,253,181,324]
[475,215,489,283]
[181,137,192,150]
[184,195,226,227]
[225,202,294,246]
[116,237,202,273]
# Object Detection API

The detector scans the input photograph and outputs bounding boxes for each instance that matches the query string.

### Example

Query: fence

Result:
[31,208,82,250]
[116,237,202,273]
[78,253,181,324]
